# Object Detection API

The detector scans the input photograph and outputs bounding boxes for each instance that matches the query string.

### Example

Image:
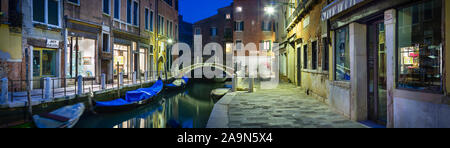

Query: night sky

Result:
[179,0,233,24]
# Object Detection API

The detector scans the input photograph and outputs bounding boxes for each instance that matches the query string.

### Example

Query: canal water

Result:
[75,80,225,128]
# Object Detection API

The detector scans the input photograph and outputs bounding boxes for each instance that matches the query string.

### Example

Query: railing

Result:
[5,71,165,104]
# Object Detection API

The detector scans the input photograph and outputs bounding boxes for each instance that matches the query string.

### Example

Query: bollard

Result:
[1,78,8,104]
[232,74,237,92]
[248,78,254,93]
[133,71,137,84]
[43,77,51,100]
[101,73,106,90]
[77,75,83,95]
[119,72,124,86]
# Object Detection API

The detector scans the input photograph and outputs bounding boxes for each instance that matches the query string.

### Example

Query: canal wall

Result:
[0,79,173,128]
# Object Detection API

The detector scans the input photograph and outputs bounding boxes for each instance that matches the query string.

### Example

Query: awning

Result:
[321,0,366,21]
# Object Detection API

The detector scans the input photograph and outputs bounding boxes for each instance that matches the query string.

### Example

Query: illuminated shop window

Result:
[335,26,350,81]
[397,0,442,92]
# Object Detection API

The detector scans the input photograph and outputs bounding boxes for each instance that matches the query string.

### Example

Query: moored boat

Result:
[33,103,85,128]
[94,80,164,113]
[164,76,189,91]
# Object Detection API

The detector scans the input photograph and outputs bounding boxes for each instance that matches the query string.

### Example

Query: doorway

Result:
[297,46,301,87]
[367,19,387,125]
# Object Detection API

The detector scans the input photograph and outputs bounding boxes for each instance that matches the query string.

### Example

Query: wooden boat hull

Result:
[33,103,85,128]
[93,95,158,113]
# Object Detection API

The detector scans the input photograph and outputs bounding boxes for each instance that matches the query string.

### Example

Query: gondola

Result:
[93,79,164,113]
[164,76,189,91]
[33,103,85,128]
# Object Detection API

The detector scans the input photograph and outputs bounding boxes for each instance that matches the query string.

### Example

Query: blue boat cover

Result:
[95,98,131,107]
[182,76,189,84]
[96,80,163,107]
[165,76,189,87]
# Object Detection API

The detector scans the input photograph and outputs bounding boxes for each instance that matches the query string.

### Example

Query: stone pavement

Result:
[207,82,367,128]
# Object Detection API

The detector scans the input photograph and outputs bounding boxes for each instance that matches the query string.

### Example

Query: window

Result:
[166,20,169,35]
[169,21,173,38]
[161,16,164,35]
[102,33,110,52]
[335,26,350,81]
[311,41,317,70]
[175,24,178,38]
[149,11,154,31]
[262,40,271,50]
[262,21,272,31]
[397,0,442,92]
[145,8,149,30]
[303,44,308,69]
[235,40,243,50]
[132,1,138,26]
[103,0,110,15]
[322,38,329,71]
[158,15,164,34]
[163,0,172,6]
[127,0,131,23]
[225,28,232,39]
[67,0,79,5]
[235,21,244,31]
[33,0,60,27]
[226,14,231,20]
[114,0,120,19]
[195,27,201,35]
[236,6,242,12]
[210,27,217,37]
[33,48,57,77]
[33,0,45,23]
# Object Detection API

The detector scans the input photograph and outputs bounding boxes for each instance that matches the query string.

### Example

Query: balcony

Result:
[285,0,313,31]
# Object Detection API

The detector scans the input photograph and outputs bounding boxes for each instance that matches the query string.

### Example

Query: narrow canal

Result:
[75,80,225,128]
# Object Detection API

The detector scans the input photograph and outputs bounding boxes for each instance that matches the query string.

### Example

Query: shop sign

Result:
[46,39,59,48]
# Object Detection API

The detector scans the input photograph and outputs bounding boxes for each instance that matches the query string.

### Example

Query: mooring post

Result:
[77,75,83,95]
[232,74,237,92]
[133,71,137,84]
[1,78,8,104]
[248,78,254,93]
[101,73,106,90]
[44,77,51,100]
[119,72,124,86]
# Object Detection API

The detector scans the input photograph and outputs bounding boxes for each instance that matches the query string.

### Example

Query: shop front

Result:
[323,0,449,127]
[29,38,63,89]
[113,42,132,78]
[138,44,154,80]
[66,34,97,78]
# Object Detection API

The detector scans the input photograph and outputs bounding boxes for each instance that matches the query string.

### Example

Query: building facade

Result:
[283,0,450,128]
[283,0,330,103]
[178,15,193,48]
[233,0,277,79]
[0,0,22,85]
[193,5,233,65]
[0,0,179,89]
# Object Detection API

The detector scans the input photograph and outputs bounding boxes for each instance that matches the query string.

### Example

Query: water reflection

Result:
[75,80,224,128]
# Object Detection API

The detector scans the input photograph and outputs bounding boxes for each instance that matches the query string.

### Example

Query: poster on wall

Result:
[83,57,92,65]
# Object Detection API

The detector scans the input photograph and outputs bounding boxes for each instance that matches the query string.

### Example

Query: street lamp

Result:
[167,39,174,44]
[264,6,276,15]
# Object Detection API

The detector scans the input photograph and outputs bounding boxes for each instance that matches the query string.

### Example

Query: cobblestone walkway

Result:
[207,82,366,128]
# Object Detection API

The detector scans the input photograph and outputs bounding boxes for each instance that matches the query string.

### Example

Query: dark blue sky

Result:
[179,0,233,24]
